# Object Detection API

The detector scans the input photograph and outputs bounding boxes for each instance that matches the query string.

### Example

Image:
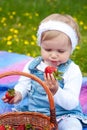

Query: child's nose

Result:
[50,51,58,58]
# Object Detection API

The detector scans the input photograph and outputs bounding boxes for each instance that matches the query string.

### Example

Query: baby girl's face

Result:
[40,32,72,67]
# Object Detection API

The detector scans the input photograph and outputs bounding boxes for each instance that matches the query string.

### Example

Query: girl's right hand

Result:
[2,91,22,104]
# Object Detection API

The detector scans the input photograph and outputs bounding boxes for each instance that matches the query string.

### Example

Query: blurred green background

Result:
[0,0,87,74]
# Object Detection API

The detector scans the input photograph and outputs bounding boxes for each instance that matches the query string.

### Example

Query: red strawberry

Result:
[45,66,57,75]
[45,66,62,80]
[0,124,5,130]
[5,88,15,100]
[16,124,25,130]
[5,125,14,130]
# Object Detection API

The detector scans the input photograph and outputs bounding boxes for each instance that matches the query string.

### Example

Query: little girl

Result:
[2,13,87,130]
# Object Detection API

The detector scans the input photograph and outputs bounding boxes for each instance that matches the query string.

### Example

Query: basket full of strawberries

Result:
[0,71,58,130]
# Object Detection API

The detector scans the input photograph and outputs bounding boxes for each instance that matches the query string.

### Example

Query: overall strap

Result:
[29,56,42,70]
[58,59,72,88]
[58,59,72,74]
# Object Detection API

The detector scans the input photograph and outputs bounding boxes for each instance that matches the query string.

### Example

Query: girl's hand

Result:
[44,73,59,95]
[2,91,22,104]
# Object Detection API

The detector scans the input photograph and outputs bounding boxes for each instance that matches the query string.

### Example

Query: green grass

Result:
[0,0,87,74]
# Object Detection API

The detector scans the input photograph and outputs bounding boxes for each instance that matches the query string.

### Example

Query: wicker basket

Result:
[0,71,58,130]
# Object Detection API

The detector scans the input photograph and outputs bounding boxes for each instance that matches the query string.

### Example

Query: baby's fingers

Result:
[2,96,9,103]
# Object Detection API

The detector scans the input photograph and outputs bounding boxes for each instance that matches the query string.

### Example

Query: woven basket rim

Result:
[0,111,50,119]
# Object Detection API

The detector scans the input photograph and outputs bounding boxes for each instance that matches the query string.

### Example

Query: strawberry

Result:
[5,88,15,100]
[5,125,14,130]
[45,66,62,80]
[0,124,5,130]
[45,66,57,75]
[16,124,25,130]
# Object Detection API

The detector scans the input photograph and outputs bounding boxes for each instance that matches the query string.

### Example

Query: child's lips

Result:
[50,60,61,66]
[50,60,58,65]
[51,60,58,63]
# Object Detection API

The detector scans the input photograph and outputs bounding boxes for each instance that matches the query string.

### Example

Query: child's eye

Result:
[45,49,52,51]
[58,50,65,53]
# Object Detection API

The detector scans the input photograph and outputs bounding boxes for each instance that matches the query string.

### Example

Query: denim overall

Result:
[27,56,87,126]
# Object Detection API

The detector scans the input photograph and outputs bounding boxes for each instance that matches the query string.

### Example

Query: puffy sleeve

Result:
[14,59,33,99]
[54,62,82,110]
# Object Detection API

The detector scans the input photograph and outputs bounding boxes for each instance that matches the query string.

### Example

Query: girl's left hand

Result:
[44,73,59,95]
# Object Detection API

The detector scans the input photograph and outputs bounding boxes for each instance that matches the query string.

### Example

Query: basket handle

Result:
[0,71,58,128]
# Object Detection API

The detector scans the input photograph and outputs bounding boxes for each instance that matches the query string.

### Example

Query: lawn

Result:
[0,0,87,74]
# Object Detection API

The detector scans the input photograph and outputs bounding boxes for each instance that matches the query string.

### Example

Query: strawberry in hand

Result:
[45,66,62,80]
[5,88,15,101]
[45,66,57,75]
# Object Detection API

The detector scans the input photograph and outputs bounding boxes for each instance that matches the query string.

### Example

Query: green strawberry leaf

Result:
[53,71,63,80]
